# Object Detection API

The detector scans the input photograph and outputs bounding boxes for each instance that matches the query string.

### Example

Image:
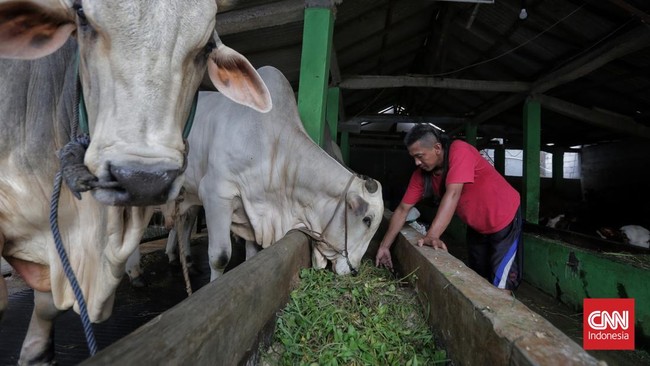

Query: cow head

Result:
[316,176,384,275]
[0,0,271,206]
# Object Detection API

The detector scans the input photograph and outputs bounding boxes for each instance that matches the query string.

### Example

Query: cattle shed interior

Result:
[212,0,650,231]
[2,1,650,364]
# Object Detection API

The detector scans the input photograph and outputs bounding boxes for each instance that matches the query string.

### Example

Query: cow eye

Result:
[203,40,217,57]
[73,2,89,28]
[362,216,372,228]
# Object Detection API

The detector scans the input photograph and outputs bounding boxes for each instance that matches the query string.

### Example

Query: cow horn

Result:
[364,178,378,193]
[216,0,237,12]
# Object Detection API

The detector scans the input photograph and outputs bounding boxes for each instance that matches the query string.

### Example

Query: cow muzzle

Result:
[90,162,182,206]
[59,136,185,206]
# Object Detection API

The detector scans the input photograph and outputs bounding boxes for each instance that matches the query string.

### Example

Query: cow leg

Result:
[18,290,62,366]
[165,228,179,265]
[203,202,233,281]
[244,240,261,260]
[166,208,199,265]
[175,206,200,275]
[125,247,146,288]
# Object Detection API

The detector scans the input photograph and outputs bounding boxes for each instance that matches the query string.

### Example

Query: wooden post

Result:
[340,132,350,165]
[326,87,339,143]
[494,143,505,175]
[523,98,541,224]
[297,1,335,146]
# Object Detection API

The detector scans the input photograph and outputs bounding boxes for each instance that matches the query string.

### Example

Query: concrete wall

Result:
[524,231,650,350]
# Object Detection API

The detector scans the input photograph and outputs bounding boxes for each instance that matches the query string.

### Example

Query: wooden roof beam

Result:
[339,115,466,133]
[470,24,650,124]
[532,25,650,93]
[339,75,529,92]
[604,0,650,24]
[215,0,305,36]
[535,94,650,140]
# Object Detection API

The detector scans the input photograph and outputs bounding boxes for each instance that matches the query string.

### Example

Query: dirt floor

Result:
[0,235,220,365]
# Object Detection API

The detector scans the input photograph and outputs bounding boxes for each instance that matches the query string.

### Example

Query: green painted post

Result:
[552,147,563,188]
[523,99,541,224]
[297,3,334,147]
[494,143,505,175]
[340,132,350,165]
[465,122,477,147]
[326,87,339,142]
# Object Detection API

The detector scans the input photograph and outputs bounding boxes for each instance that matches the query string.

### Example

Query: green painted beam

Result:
[523,99,541,224]
[340,132,350,165]
[326,87,339,141]
[297,5,334,147]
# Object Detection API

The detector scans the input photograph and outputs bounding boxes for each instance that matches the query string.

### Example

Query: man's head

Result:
[404,124,445,173]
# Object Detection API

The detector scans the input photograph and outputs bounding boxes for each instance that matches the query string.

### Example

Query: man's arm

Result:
[418,182,463,249]
[379,202,414,250]
[376,201,414,269]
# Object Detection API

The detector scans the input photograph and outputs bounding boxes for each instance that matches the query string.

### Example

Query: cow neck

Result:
[290,174,357,275]
[73,53,199,139]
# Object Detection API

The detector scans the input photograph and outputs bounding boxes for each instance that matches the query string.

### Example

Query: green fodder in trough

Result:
[262,259,448,366]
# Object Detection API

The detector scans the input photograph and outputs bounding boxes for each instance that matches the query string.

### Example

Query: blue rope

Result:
[49,167,98,356]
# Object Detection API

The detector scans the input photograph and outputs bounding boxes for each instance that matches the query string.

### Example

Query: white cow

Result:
[0,1,271,364]
[597,225,650,249]
[620,225,650,249]
[166,66,384,280]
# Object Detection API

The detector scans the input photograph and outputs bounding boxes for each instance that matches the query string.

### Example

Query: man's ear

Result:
[434,142,443,154]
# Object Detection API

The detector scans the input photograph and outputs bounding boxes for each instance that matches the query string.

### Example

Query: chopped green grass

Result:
[261,259,448,366]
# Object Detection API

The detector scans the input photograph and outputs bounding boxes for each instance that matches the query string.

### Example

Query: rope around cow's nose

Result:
[59,134,97,199]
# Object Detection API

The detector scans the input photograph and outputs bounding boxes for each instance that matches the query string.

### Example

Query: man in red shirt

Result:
[376,124,523,291]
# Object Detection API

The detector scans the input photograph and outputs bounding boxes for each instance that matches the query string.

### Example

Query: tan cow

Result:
[0,0,270,364]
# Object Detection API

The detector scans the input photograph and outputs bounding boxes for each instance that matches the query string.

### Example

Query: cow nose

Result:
[108,163,180,205]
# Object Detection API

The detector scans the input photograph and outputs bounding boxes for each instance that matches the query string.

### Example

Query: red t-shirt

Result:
[402,140,520,234]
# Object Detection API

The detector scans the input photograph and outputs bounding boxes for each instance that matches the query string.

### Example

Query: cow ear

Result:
[207,43,272,113]
[0,2,75,59]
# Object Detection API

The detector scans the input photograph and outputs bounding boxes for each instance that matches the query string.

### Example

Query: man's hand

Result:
[375,247,393,271]
[417,235,448,251]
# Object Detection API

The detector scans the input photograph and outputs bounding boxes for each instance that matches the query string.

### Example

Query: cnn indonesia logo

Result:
[583,298,635,350]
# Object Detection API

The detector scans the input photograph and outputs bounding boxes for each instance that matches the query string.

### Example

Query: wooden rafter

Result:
[339,75,530,92]
[471,24,650,125]
[535,94,650,139]
[215,0,304,36]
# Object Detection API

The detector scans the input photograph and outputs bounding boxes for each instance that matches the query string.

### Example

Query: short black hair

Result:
[404,124,442,147]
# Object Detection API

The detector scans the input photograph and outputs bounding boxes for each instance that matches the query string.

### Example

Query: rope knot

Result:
[58,134,97,199]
